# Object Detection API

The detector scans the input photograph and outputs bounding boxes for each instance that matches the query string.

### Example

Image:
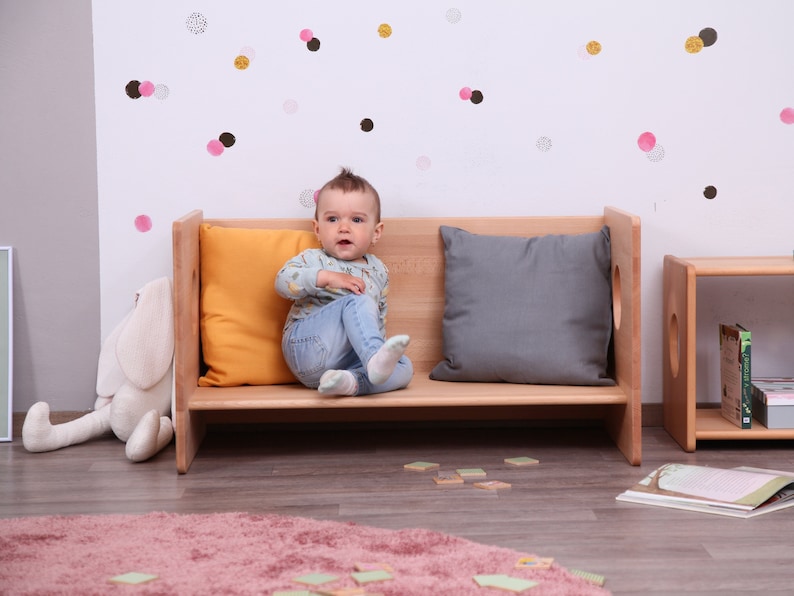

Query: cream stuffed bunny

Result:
[22,277,174,462]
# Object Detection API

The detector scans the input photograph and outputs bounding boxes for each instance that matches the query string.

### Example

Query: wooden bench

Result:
[172,207,642,473]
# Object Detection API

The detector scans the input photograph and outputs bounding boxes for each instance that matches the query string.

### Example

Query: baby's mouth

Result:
[338,240,352,245]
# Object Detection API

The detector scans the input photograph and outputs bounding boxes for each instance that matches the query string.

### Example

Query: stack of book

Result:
[751,378,794,429]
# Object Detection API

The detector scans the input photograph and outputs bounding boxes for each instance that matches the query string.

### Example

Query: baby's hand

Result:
[317,271,366,294]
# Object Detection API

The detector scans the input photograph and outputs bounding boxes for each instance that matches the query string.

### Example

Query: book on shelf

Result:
[616,463,794,518]
[752,377,794,429]
[719,323,752,428]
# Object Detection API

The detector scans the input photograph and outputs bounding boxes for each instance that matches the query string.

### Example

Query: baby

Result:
[275,168,413,396]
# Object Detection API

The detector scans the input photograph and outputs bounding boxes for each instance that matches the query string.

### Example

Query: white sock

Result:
[367,335,410,385]
[318,370,358,396]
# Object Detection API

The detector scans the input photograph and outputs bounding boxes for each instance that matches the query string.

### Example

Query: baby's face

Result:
[313,188,383,262]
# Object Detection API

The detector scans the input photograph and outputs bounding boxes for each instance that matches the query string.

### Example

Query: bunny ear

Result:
[115,277,174,390]
[96,309,132,397]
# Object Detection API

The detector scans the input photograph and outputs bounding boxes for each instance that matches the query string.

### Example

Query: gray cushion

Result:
[430,225,614,385]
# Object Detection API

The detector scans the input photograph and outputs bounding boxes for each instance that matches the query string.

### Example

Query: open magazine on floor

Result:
[616,463,794,518]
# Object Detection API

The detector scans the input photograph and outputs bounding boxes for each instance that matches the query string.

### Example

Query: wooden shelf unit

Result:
[663,255,794,451]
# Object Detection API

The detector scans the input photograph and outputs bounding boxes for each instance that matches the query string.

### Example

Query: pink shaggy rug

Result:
[0,512,610,595]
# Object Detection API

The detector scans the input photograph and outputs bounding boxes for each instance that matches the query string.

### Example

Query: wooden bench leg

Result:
[605,402,641,465]
[176,410,206,474]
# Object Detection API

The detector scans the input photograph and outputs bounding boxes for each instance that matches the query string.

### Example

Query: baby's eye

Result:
[327,216,338,222]
[353,216,364,223]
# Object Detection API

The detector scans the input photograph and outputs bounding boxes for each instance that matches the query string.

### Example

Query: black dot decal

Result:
[307,38,321,52]
[125,80,142,99]
[704,185,717,199]
[360,118,374,132]
[219,132,236,148]
[470,90,484,104]
[699,28,718,47]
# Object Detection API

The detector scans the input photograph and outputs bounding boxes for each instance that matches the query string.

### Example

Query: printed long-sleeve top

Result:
[275,248,390,335]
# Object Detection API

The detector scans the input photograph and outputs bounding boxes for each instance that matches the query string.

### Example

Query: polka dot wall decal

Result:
[378,24,392,38]
[207,133,236,155]
[299,189,316,209]
[685,27,718,54]
[446,8,462,24]
[125,80,142,99]
[139,81,155,97]
[283,99,299,114]
[416,155,432,170]
[134,215,152,233]
[536,136,552,152]
[684,35,704,54]
[360,118,374,132]
[646,144,665,162]
[469,90,484,104]
[207,139,224,157]
[300,29,321,52]
[219,132,236,148]
[234,46,255,70]
[124,80,169,99]
[186,12,208,35]
[699,28,718,47]
[459,87,472,100]
[126,80,169,100]
[704,185,718,199]
[586,40,602,56]
[577,45,593,61]
[637,132,656,152]
[153,84,169,100]
[780,107,794,124]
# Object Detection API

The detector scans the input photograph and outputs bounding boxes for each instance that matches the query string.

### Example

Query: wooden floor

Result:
[3,423,794,595]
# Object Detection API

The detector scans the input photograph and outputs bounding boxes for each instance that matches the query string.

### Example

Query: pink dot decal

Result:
[207,139,224,156]
[637,132,656,152]
[134,215,152,233]
[459,87,472,100]
[139,81,155,97]
[416,155,432,170]
[780,108,794,124]
[299,29,313,42]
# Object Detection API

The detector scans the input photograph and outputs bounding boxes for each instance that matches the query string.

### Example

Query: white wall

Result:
[93,1,794,405]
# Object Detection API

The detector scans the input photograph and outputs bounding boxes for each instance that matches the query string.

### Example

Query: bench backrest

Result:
[199,215,617,377]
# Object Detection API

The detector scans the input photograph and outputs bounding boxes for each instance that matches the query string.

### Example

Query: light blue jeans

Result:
[282,293,413,395]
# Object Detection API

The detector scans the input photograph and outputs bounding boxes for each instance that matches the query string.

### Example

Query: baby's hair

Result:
[315,167,381,222]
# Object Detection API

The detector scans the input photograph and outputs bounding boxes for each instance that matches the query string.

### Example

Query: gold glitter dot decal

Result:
[378,23,392,38]
[685,35,704,54]
[586,41,602,56]
[234,55,250,70]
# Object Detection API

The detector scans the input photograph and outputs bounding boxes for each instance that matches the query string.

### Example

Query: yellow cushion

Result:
[198,224,319,386]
